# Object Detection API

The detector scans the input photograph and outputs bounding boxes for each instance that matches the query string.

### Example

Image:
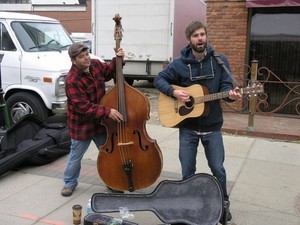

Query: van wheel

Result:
[6,92,49,124]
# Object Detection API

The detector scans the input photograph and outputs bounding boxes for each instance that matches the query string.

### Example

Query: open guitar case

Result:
[0,114,71,177]
[85,173,227,225]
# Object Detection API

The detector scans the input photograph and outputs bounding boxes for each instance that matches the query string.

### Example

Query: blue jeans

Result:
[179,128,229,201]
[63,135,106,190]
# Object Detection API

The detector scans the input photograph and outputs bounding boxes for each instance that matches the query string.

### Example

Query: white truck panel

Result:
[92,0,206,83]
[94,0,171,61]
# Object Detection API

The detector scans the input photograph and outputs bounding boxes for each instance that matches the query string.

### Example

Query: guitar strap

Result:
[212,51,241,87]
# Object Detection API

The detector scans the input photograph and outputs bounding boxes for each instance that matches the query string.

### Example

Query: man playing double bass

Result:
[61,43,124,197]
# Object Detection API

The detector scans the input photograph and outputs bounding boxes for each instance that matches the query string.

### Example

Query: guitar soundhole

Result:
[179,97,194,116]
[185,96,194,109]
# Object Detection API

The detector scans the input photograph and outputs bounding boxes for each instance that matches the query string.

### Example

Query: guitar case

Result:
[0,114,70,177]
[91,173,224,225]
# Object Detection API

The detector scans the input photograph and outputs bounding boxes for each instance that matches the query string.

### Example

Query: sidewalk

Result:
[222,112,300,142]
[0,120,299,225]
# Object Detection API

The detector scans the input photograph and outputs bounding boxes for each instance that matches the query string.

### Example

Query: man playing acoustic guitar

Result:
[153,21,242,224]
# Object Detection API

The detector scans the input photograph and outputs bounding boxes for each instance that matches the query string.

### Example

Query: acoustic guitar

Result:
[158,82,264,128]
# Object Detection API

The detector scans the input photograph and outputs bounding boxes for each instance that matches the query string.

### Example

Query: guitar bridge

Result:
[174,99,178,113]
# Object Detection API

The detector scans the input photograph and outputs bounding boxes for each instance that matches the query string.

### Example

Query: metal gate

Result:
[223,60,300,119]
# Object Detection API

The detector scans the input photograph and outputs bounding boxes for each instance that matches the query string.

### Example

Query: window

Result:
[0,23,16,51]
[11,21,73,52]
[0,0,30,3]
[249,7,300,115]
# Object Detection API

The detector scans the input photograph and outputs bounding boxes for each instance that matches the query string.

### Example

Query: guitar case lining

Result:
[84,213,138,225]
[91,173,224,225]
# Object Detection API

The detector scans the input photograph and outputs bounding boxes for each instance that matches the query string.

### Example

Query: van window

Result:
[0,23,17,51]
[11,21,73,52]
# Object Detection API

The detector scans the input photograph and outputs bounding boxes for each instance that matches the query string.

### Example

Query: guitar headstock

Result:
[241,81,264,96]
[113,14,123,42]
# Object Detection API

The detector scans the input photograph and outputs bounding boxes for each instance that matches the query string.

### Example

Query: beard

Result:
[191,41,207,53]
[77,60,91,70]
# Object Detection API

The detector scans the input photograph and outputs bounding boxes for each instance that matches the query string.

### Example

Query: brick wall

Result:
[24,0,91,34]
[206,0,248,85]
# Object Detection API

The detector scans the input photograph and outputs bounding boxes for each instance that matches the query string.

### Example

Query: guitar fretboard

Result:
[196,91,230,103]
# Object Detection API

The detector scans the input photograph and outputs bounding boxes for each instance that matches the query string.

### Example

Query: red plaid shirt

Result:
[66,58,117,140]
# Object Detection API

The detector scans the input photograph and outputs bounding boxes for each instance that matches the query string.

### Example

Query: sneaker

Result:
[106,186,124,193]
[61,186,74,197]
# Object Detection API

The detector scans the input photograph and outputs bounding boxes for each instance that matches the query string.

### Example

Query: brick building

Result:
[206,0,248,84]
[206,0,300,115]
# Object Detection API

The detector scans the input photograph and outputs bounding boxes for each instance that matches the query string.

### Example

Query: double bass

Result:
[97,14,163,192]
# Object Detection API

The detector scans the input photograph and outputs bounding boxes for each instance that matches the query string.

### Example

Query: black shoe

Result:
[227,211,232,223]
[225,201,232,223]
[106,186,124,193]
[219,201,232,224]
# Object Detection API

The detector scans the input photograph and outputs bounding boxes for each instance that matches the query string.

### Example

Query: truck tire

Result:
[6,92,49,124]
[125,78,134,86]
[113,78,134,86]
[147,78,154,83]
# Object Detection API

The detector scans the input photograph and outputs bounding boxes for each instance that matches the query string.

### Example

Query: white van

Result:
[0,12,74,123]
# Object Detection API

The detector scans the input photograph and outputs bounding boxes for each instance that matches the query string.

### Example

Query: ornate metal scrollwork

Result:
[223,63,300,117]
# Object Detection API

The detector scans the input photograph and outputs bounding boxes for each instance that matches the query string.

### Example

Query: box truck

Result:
[91,0,207,85]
